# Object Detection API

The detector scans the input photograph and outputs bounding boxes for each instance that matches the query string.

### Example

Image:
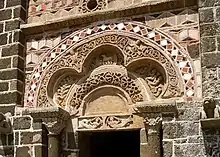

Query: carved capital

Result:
[0,112,12,134]
[144,116,162,135]
[27,107,70,135]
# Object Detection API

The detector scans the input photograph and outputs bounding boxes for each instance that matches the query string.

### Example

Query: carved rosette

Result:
[79,0,106,13]
[78,115,133,130]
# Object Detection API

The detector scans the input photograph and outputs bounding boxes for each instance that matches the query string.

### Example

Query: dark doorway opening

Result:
[79,130,140,157]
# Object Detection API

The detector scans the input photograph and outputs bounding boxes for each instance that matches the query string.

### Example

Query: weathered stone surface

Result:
[5,20,20,32]
[0,58,11,70]
[13,116,31,130]
[187,43,200,59]
[163,141,173,157]
[202,67,220,98]
[0,82,9,92]
[188,136,203,143]
[202,53,220,67]
[0,69,24,81]
[201,37,216,53]
[0,92,22,104]
[174,144,205,157]
[0,9,12,21]
[2,44,25,57]
[0,33,8,46]
[200,23,217,37]
[199,8,214,23]
[16,146,31,157]
[163,122,200,139]
[177,108,200,121]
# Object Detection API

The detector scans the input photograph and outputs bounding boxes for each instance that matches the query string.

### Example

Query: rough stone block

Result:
[0,69,24,81]
[13,116,31,130]
[2,44,25,57]
[201,37,216,53]
[0,82,9,92]
[0,33,8,46]
[202,53,220,67]
[6,0,27,8]
[16,146,31,157]
[0,23,3,33]
[177,108,200,121]
[199,0,215,7]
[14,7,26,22]
[199,8,214,23]
[5,20,20,32]
[0,91,22,104]
[200,23,217,37]
[13,56,24,71]
[174,144,205,157]
[0,0,4,9]
[0,9,12,21]
[163,141,173,157]
[0,58,11,70]
[163,121,199,139]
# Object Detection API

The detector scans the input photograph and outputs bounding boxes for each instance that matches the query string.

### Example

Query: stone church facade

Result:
[0,0,219,156]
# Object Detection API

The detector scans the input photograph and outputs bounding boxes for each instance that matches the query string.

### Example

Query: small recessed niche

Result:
[87,0,98,10]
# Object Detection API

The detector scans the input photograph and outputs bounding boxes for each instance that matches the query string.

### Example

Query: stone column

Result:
[28,107,70,157]
[141,116,162,157]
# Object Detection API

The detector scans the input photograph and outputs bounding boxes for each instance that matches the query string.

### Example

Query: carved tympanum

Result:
[0,112,12,134]
[105,115,133,128]
[36,34,182,110]
[69,71,143,115]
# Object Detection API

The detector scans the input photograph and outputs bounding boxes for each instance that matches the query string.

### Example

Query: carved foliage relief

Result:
[36,34,183,114]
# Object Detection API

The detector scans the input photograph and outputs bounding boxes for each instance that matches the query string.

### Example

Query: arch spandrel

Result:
[25,21,195,115]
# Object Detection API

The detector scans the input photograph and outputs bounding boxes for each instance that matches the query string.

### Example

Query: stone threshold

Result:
[21,0,197,36]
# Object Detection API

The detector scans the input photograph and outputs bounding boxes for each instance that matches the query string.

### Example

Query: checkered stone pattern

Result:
[25,21,195,107]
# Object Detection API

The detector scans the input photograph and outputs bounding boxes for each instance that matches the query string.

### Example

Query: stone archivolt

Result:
[35,33,183,117]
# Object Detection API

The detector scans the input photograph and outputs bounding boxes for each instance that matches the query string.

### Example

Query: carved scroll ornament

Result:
[36,34,182,109]
[69,71,143,115]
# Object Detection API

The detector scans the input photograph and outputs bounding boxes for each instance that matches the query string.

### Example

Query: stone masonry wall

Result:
[0,0,27,156]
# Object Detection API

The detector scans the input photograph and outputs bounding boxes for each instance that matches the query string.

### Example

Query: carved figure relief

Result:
[0,112,12,134]
[105,115,133,128]
[78,115,133,130]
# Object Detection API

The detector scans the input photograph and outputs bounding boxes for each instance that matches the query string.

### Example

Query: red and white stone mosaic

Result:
[25,21,195,107]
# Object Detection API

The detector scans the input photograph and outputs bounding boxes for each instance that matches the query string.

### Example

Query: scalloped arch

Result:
[25,21,195,107]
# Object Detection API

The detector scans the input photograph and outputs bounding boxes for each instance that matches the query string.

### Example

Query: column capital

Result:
[144,116,162,135]
[27,107,70,135]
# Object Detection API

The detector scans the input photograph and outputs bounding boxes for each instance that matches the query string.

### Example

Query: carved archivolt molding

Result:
[36,34,183,113]
[78,114,133,130]
[68,71,143,115]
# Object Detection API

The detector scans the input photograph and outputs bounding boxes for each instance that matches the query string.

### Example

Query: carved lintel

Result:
[133,100,177,113]
[27,107,70,135]
[144,115,162,135]
[0,112,12,134]
[77,114,133,130]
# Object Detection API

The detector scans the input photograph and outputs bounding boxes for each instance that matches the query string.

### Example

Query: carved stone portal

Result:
[36,33,183,118]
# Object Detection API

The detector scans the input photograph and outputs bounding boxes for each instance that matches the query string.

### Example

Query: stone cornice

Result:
[133,100,177,113]
[21,0,197,36]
